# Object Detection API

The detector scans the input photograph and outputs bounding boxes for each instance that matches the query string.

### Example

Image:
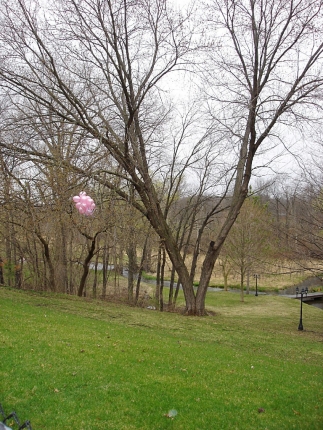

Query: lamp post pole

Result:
[254,274,259,296]
[296,287,308,331]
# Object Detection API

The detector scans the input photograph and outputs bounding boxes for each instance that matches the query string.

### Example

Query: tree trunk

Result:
[246,270,250,295]
[78,235,98,297]
[92,251,100,298]
[102,244,109,299]
[135,236,148,304]
[173,277,181,306]
[27,235,42,290]
[223,272,228,292]
[159,245,166,312]
[0,258,4,285]
[155,243,161,306]
[5,218,12,287]
[36,233,56,292]
[15,265,22,289]
[147,212,197,314]
[68,231,74,294]
[168,266,176,308]
[127,234,136,304]
[60,224,69,293]
[142,236,153,273]
[134,260,143,305]
[195,241,221,315]
[240,270,245,302]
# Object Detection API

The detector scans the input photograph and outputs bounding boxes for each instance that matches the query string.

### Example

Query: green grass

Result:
[1,287,322,429]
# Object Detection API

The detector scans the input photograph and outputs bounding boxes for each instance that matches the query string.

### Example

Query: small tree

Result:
[221,195,273,301]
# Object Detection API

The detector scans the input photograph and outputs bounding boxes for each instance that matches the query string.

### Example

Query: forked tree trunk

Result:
[195,241,221,315]
[145,208,197,314]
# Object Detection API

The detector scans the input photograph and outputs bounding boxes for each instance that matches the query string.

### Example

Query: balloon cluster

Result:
[73,191,96,216]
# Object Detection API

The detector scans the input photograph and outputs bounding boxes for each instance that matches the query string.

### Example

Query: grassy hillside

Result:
[0,287,322,429]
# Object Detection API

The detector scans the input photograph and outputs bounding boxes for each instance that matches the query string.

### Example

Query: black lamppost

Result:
[296,286,308,331]
[254,274,259,296]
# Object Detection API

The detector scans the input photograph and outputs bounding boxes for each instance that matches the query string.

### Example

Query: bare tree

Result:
[192,0,323,312]
[221,195,274,301]
[0,0,323,314]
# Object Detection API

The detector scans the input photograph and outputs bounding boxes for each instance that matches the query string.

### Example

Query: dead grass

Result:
[143,256,319,291]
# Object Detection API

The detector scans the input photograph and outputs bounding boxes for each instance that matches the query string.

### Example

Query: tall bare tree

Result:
[193,0,323,313]
[1,0,323,314]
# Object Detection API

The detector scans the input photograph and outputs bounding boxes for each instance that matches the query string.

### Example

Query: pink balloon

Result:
[73,192,95,216]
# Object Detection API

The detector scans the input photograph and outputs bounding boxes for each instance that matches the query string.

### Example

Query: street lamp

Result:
[296,286,308,331]
[253,274,259,296]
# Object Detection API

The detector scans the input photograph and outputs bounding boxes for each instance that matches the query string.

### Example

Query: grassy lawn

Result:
[0,287,322,429]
